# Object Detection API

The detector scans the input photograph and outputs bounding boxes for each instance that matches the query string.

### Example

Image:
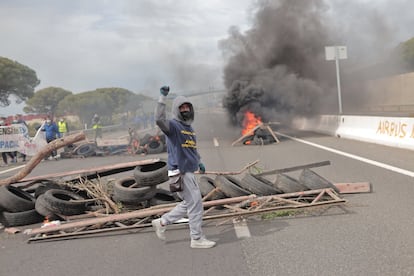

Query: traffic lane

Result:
[0,158,251,275]
[197,128,414,275]
[0,223,249,276]
[1,111,413,275]
[274,126,414,174]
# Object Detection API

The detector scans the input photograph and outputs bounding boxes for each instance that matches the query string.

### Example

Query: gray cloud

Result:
[0,0,251,103]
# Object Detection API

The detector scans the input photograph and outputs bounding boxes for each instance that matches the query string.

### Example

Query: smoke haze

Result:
[220,0,414,126]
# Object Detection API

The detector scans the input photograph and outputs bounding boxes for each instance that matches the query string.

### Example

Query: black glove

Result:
[160,86,170,96]
[198,163,206,174]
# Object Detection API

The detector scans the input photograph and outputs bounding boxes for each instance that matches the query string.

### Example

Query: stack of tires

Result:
[0,185,43,227]
[0,180,93,227]
[112,160,178,207]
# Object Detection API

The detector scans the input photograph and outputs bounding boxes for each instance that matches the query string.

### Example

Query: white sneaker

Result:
[190,237,216,249]
[151,218,166,241]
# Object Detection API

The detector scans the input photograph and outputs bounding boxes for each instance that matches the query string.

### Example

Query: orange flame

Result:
[242,111,262,135]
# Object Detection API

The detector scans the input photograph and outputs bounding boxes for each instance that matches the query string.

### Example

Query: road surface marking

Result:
[0,165,25,175]
[275,131,414,178]
[233,218,251,238]
[213,137,219,147]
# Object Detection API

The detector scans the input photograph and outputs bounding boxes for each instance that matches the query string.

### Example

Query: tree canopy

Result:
[57,87,150,125]
[0,56,40,107]
[24,87,72,118]
[398,37,414,70]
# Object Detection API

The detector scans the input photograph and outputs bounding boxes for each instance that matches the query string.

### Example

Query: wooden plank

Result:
[334,182,371,194]
[17,158,160,184]
[265,125,280,143]
[96,138,129,147]
[256,161,331,176]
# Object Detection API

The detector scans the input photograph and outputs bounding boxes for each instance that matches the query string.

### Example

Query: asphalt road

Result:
[0,108,413,276]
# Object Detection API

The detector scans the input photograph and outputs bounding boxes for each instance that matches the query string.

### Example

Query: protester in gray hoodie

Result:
[151,85,215,249]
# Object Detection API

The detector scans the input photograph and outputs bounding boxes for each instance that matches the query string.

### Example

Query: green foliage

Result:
[261,209,301,220]
[24,87,72,118]
[57,87,151,126]
[27,122,42,137]
[398,37,414,69]
[0,56,40,106]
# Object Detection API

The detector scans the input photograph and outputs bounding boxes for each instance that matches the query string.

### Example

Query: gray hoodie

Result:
[155,95,199,173]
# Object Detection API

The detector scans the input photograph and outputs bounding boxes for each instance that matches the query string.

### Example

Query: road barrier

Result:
[293,115,414,151]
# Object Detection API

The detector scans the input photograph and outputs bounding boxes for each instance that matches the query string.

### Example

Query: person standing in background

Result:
[57,117,69,138]
[41,118,59,160]
[92,114,102,142]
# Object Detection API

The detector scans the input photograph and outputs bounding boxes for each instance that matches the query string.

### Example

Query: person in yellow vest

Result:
[92,114,102,141]
[57,118,69,138]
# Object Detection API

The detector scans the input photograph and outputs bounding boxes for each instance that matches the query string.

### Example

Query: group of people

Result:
[0,114,27,166]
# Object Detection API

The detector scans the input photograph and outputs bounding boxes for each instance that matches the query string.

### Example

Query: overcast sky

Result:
[0,0,252,115]
[1,0,413,116]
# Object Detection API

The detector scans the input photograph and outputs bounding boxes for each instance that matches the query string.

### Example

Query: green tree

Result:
[0,56,40,106]
[59,90,115,126]
[398,37,414,70]
[24,87,72,118]
[57,87,152,126]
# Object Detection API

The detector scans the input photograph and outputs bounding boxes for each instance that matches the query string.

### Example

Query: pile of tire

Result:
[0,180,93,227]
[0,185,42,227]
[197,169,338,200]
[112,160,178,207]
[60,142,98,158]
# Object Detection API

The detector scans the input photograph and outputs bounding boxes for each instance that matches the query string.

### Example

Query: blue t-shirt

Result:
[167,119,199,173]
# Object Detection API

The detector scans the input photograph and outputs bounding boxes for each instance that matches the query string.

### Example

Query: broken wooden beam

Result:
[17,158,160,186]
[333,182,371,194]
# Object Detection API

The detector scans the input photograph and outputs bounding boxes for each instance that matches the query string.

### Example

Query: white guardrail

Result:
[292,115,414,151]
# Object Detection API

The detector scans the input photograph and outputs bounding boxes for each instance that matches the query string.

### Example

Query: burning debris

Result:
[219,0,406,126]
[232,111,280,146]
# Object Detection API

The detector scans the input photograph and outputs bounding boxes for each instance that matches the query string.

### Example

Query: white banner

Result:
[0,124,47,156]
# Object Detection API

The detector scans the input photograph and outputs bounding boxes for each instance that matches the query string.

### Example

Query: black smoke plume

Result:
[219,0,409,127]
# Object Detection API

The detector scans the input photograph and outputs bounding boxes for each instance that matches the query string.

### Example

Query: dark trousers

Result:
[2,152,15,164]
[46,138,57,157]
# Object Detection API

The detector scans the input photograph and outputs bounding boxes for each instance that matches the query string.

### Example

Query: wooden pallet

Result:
[27,188,346,243]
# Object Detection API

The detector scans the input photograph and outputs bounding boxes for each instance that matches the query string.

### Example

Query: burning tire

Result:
[214,175,250,198]
[0,185,36,212]
[133,161,169,186]
[299,169,339,192]
[113,176,157,204]
[274,174,309,193]
[240,173,282,196]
